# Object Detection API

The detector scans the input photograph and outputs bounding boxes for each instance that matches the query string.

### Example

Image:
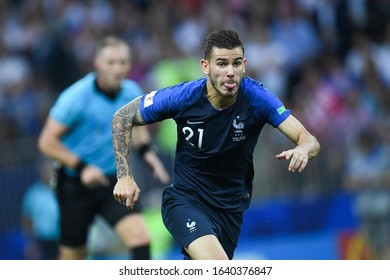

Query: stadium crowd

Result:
[0,0,389,259]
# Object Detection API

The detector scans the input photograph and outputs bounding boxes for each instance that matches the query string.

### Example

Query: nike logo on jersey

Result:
[186,120,204,125]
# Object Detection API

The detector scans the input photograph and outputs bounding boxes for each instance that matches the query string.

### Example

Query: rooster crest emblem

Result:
[232,117,244,133]
[186,219,196,233]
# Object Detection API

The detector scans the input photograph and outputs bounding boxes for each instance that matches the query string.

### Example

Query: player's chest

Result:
[176,99,258,150]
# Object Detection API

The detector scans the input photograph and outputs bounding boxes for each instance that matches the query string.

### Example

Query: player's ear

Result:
[200,59,209,75]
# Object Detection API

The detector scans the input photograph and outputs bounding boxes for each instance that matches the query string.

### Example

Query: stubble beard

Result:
[210,76,240,99]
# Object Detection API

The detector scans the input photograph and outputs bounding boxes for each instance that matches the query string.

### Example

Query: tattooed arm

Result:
[112,96,146,209]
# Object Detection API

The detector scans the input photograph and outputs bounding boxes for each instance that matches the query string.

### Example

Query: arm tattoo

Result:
[112,97,146,178]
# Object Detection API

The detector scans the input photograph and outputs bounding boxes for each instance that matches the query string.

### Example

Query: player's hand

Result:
[276,147,309,173]
[113,176,140,210]
[80,165,110,187]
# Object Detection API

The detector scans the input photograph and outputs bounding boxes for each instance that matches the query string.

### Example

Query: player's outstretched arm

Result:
[276,115,320,173]
[112,96,146,208]
[112,96,145,178]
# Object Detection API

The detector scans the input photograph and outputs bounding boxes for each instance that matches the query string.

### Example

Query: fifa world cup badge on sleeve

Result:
[144,91,157,108]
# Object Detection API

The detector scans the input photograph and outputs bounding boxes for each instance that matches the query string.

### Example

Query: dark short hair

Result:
[203,29,244,60]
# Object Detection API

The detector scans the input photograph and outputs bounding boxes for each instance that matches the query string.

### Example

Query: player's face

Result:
[201,47,246,98]
[94,44,131,92]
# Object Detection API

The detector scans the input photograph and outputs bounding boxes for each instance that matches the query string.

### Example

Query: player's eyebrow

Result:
[215,57,243,62]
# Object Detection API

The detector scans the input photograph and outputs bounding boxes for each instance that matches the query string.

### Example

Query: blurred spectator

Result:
[245,22,289,97]
[343,128,390,259]
[345,31,388,89]
[270,0,322,71]
[21,158,60,260]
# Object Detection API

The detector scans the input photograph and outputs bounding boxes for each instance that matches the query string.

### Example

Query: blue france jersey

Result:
[140,77,290,211]
[50,73,143,175]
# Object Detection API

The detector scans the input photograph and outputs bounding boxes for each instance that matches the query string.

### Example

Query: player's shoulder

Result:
[162,78,205,92]
[241,76,279,100]
[140,78,206,122]
[181,78,207,90]
[158,78,206,100]
[241,77,266,93]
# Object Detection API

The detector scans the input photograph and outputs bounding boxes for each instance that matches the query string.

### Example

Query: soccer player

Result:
[38,36,170,260]
[112,29,320,260]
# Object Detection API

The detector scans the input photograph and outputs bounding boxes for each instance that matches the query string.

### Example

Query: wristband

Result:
[138,143,151,158]
[75,160,87,173]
